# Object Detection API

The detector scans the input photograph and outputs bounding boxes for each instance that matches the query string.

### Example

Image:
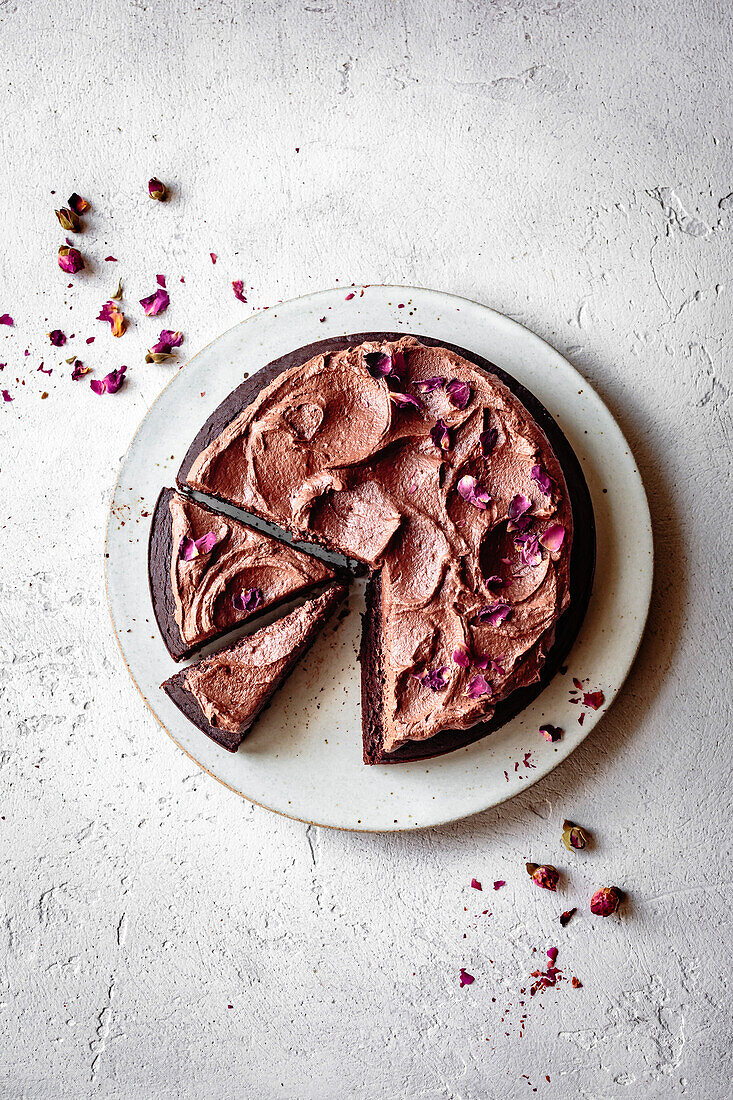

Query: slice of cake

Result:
[161,584,347,751]
[149,488,336,660]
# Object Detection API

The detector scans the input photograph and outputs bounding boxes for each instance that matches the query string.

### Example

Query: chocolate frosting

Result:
[186,337,572,753]
[169,492,333,649]
[182,586,345,734]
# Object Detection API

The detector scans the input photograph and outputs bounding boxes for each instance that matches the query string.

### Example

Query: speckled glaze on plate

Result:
[104,285,653,831]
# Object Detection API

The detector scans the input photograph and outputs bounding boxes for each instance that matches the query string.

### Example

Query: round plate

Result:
[105,285,652,831]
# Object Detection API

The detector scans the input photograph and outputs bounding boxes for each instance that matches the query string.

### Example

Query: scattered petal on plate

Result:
[71,359,90,380]
[90,365,126,394]
[559,908,577,927]
[582,690,604,710]
[539,724,563,742]
[2,389,13,402]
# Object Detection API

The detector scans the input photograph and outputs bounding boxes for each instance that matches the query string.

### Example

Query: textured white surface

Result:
[0,1,730,1096]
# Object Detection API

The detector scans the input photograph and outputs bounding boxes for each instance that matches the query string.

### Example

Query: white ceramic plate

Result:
[105,285,652,831]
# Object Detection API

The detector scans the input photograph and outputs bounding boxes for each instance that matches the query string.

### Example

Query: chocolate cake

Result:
[161,584,347,751]
[149,488,336,661]
[176,334,595,764]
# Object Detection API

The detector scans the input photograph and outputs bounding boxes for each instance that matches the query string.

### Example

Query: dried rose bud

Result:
[58,245,84,274]
[148,177,168,201]
[55,207,81,232]
[526,863,559,891]
[559,907,577,927]
[68,193,90,215]
[562,820,589,851]
[590,886,622,917]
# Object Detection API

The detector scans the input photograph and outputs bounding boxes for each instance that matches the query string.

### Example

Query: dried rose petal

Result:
[590,886,622,917]
[470,879,482,891]
[2,389,13,402]
[98,300,126,337]
[539,724,563,742]
[477,602,512,626]
[55,207,81,232]
[484,575,504,589]
[345,292,355,300]
[560,907,577,927]
[37,363,52,375]
[68,193,90,215]
[413,666,449,692]
[446,378,471,409]
[514,532,542,567]
[582,690,605,710]
[232,280,247,303]
[459,968,474,988]
[489,656,506,675]
[508,493,532,523]
[48,329,66,346]
[526,863,559,891]
[547,947,558,965]
[148,177,167,201]
[540,524,565,552]
[146,328,184,362]
[413,376,445,393]
[572,976,583,988]
[480,427,498,456]
[457,474,490,510]
[179,531,220,561]
[210,252,217,264]
[232,586,263,614]
[493,880,506,890]
[58,246,83,273]
[531,464,553,496]
[452,644,471,669]
[391,348,407,379]
[140,288,169,316]
[364,351,392,378]
[90,365,126,395]
[466,674,491,699]
[390,391,422,410]
[71,359,90,380]
[0,314,13,326]
[156,275,166,288]
[562,820,588,851]
[430,418,450,450]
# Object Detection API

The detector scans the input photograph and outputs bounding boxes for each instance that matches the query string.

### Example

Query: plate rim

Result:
[104,283,654,831]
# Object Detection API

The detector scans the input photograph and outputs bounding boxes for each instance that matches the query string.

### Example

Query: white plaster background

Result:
[0,1,730,1097]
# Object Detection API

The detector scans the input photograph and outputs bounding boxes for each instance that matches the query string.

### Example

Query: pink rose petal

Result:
[58,246,83,273]
[232,280,247,303]
[0,314,13,327]
[484,575,505,589]
[493,880,506,891]
[90,365,126,395]
[508,493,532,523]
[413,666,449,692]
[430,418,450,450]
[413,376,445,393]
[210,252,217,264]
[459,968,475,988]
[582,690,605,710]
[140,288,169,316]
[539,524,565,552]
[466,673,491,698]
[470,878,482,891]
[2,389,13,402]
[477,602,512,626]
[514,532,542,567]
[457,475,490,510]
[480,427,498,456]
[48,329,66,346]
[232,586,263,613]
[97,300,126,337]
[452,644,471,669]
[531,464,553,496]
[390,392,422,410]
[364,351,392,378]
[446,378,471,409]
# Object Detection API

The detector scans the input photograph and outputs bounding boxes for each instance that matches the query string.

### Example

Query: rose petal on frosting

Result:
[48,329,66,346]
[466,673,491,698]
[413,376,445,393]
[508,493,532,522]
[470,878,482,891]
[457,475,490,510]
[459,968,474,988]
[477,602,512,626]
[539,724,563,742]
[413,666,449,692]
[364,351,392,378]
[493,880,506,890]
[489,656,506,675]
[452,644,471,669]
[391,348,407,378]
[390,391,422,410]
[582,690,605,710]
[58,246,83,273]
[539,523,565,552]
[531,463,553,496]
[232,586,263,613]
[484,574,505,589]
[514,532,542,567]
[0,314,13,326]
[480,427,498,456]
[446,378,471,409]
[232,280,247,303]
[179,536,197,561]
[194,531,218,555]
[140,288,169,316]
[430,418,451,450]
[97,300,126,337]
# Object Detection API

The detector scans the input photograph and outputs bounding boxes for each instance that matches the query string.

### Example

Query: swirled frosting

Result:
[186,337,572,753]
[169,493,334,648]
